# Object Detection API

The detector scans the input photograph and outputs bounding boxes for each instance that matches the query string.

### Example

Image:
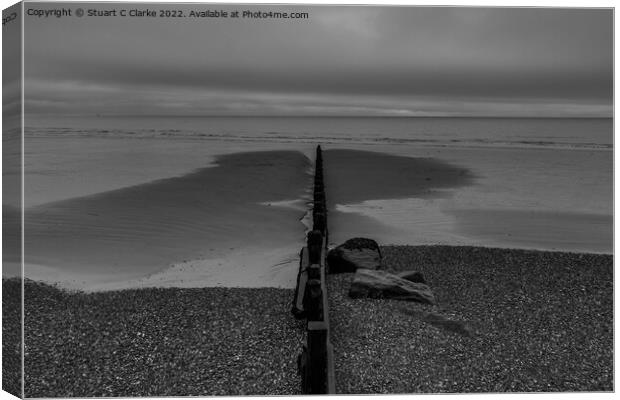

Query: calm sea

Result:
[26,116,612,150]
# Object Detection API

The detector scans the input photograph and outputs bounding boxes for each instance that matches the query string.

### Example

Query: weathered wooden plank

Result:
[304,277,323,321]
[292,246,309,318]
[306,321,328,394]
[308,230,323,265]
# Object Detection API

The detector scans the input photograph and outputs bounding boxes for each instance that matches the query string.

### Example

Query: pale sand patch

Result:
[333,197,471,247]
[24,246,301,292]
[334,198,612,254]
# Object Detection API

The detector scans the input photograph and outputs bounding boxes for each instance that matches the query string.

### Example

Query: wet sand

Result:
[322,148,474,205]
[23,136,317,208]
[321,148,612,254]
[321,148,474,246]
[19,147,612,291]
[24,150,311,290]
[21,148,479,290]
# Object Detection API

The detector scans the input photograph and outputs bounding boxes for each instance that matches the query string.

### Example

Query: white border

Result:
[0,2,616,400]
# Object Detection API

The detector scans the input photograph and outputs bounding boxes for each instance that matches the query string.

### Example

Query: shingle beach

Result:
[9,244,613,396]
[17,280,304,397]
[328,245,613,394]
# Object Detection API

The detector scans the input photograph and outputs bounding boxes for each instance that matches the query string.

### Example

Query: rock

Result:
[327,238,382,273]
[397,271,426,284]
[349,269,435,304]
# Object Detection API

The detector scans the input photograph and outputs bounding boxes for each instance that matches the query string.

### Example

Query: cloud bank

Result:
[24,5,612,117]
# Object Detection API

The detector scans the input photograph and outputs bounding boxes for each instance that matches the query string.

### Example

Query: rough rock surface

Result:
[349,269,435,304]
[327,238,382,273]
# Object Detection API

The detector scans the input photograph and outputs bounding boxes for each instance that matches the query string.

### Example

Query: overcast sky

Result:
[24,5,612,117]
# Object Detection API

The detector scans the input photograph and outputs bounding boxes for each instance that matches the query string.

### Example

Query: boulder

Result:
[349,269,436,304]
[327,238,382,273]
[397,271,426,284]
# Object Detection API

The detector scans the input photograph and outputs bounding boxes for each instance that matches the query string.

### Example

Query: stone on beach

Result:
[397,270,426,284]
[349,269,436,304]
[327,238,382,273]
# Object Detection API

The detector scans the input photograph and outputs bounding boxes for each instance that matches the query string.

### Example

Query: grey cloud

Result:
[23,4,613,116]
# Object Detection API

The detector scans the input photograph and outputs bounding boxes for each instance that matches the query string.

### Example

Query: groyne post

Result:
[293,145,335,394]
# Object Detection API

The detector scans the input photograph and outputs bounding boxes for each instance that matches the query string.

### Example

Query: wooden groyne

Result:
[292,145,335,394]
